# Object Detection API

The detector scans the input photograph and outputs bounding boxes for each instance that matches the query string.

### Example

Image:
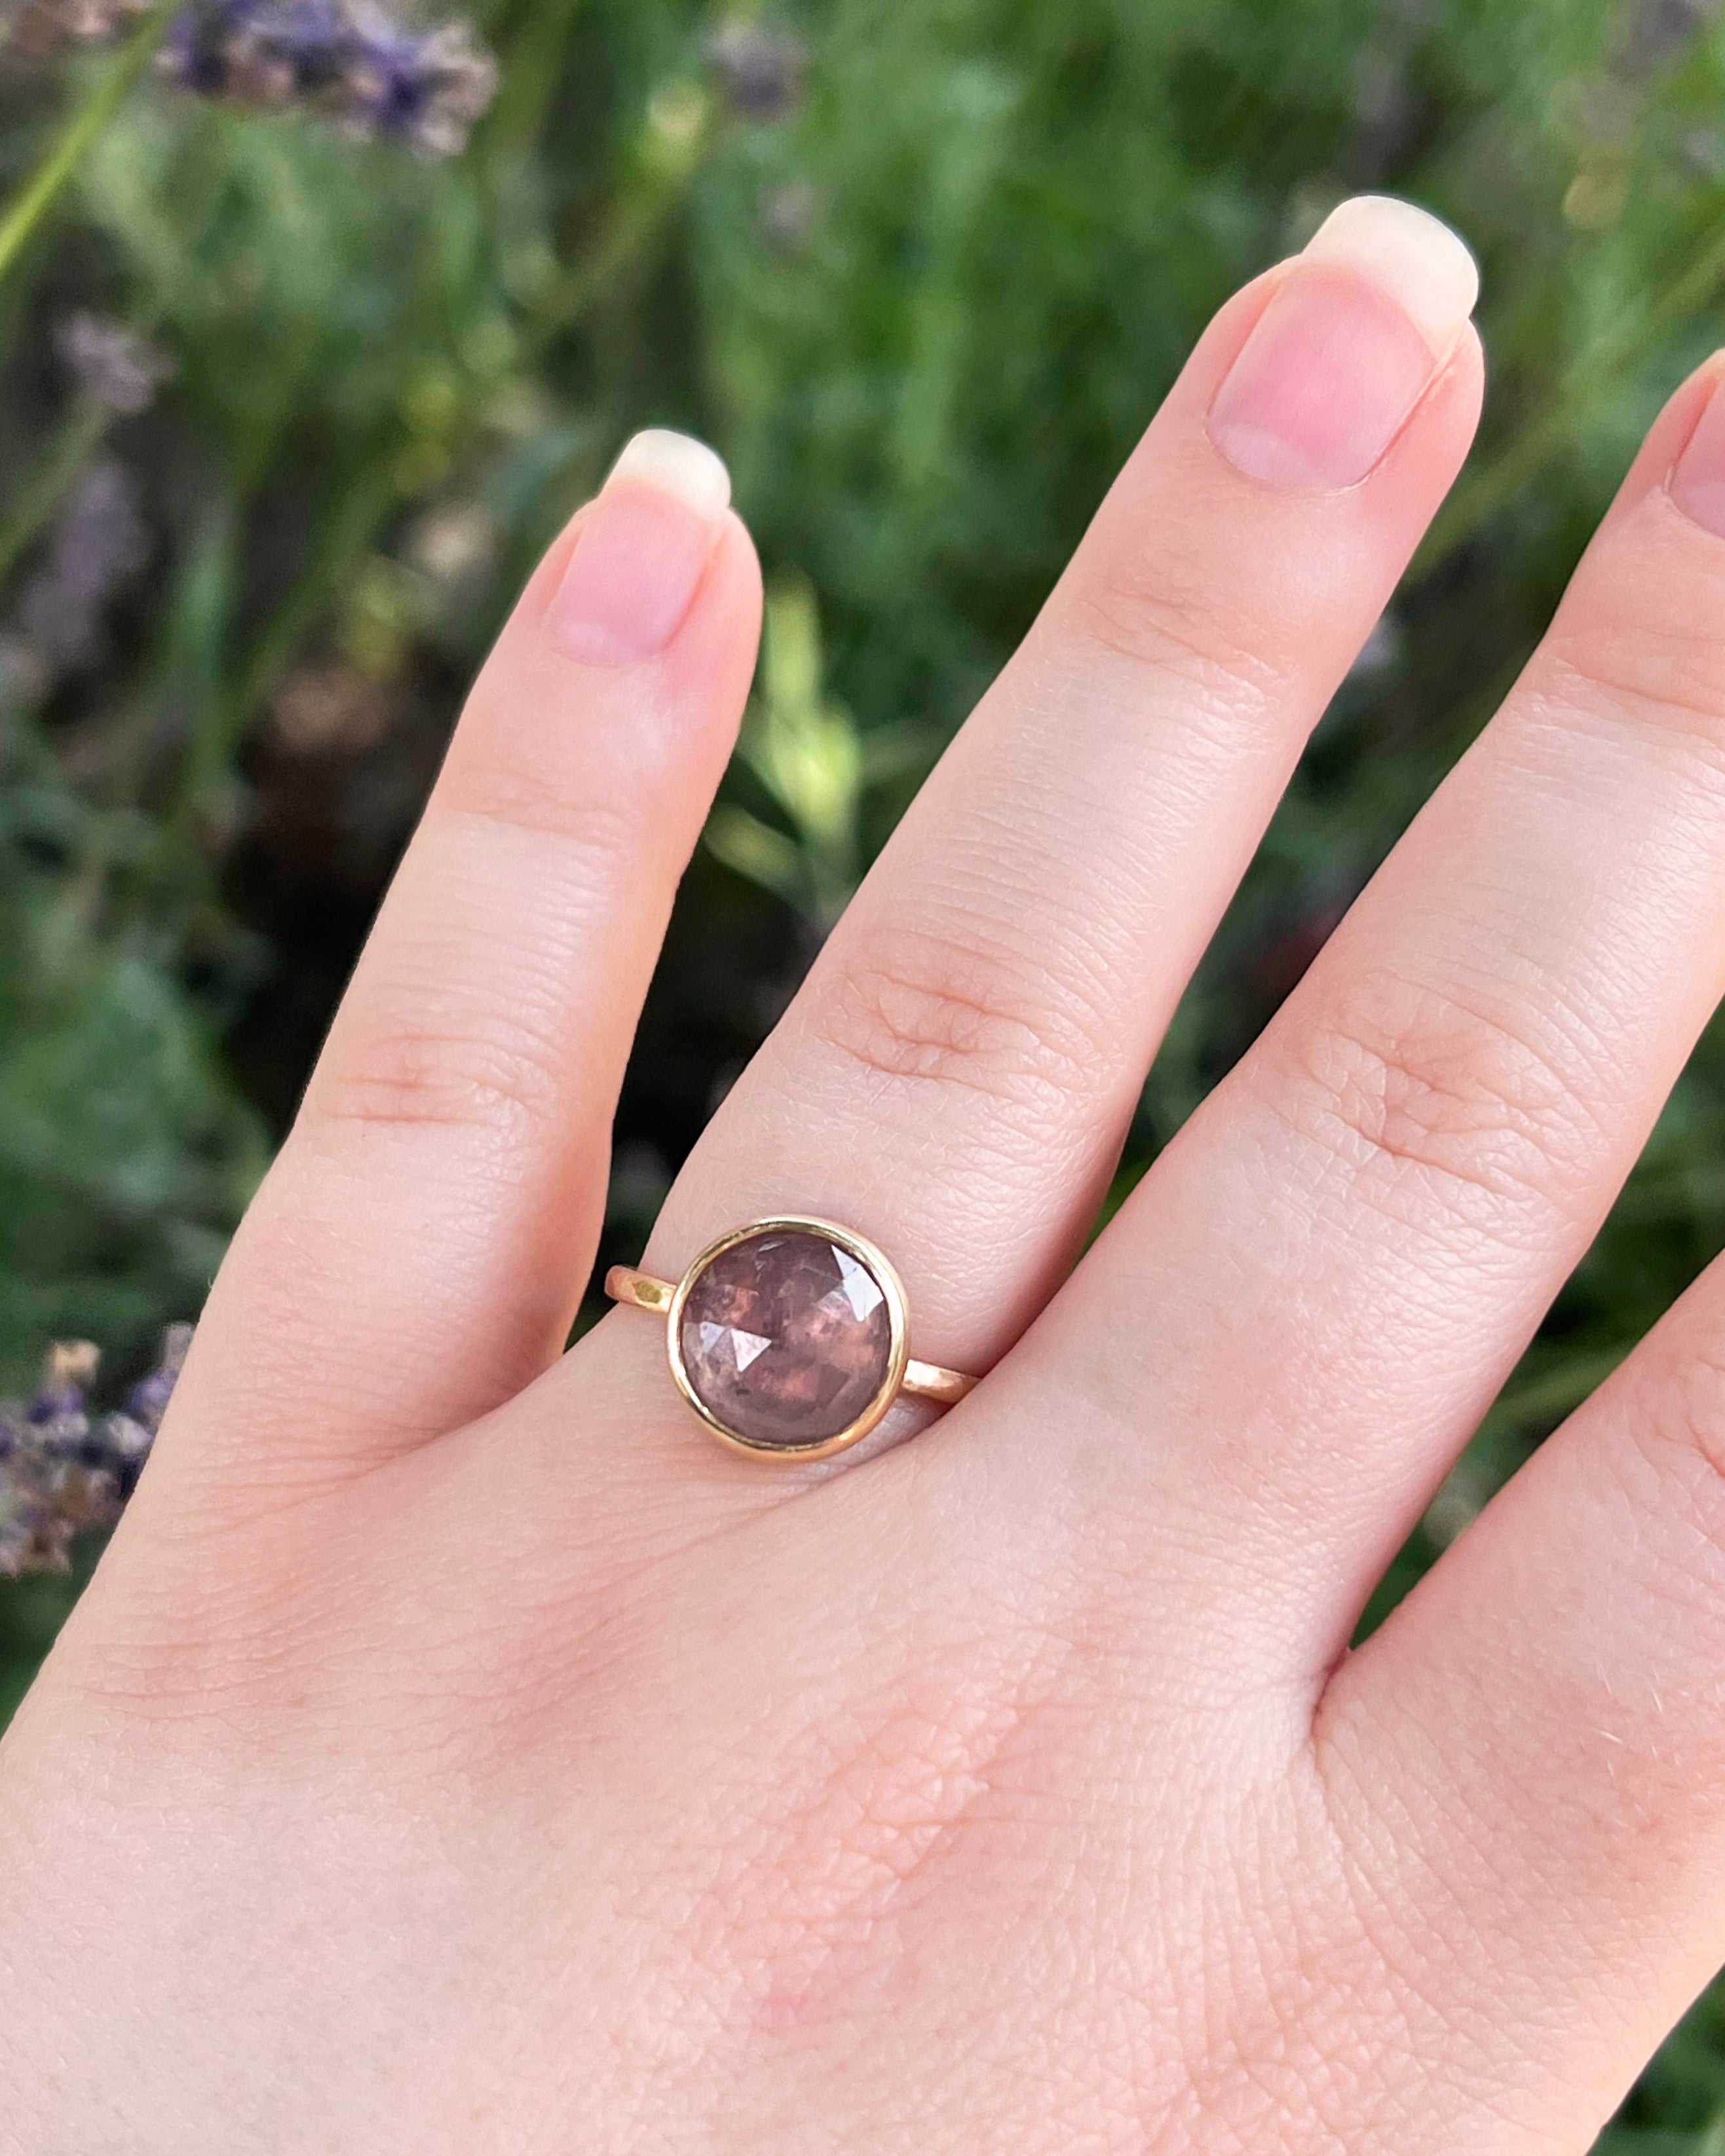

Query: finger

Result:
[1021,351,1725,1672]
[525,198,1482,1531]
[165,433,763,1483]
[1311,1249,1725,2151]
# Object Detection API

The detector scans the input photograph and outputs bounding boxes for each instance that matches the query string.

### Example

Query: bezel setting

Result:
[666,1215,911,1460]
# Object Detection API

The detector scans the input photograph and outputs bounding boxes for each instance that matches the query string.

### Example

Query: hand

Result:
[5,192,1725,2154]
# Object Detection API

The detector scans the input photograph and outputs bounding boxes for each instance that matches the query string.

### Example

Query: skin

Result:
[7,194,1725,2149]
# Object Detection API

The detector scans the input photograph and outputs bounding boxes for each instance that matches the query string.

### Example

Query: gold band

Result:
[608,1216,983,1466]
[605,1264,977,1408]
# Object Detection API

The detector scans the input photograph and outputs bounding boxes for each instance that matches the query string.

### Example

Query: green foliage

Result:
[707,573,937,920]
[0,711,265,1380]
[5,0,1725,2138]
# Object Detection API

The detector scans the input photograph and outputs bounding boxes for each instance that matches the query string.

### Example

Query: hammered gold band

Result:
[604,1217,978,1460]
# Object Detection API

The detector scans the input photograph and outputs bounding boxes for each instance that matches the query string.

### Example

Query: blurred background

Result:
[3,0,1725,2138]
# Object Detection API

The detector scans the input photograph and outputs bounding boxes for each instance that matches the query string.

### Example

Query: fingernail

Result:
[1667,369,1725,538]
[1207,195,1479,491]
[545,429,732,665]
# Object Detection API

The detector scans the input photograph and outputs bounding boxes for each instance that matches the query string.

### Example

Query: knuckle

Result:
[1624,1336,1725,1560]
[309,1009,567,1148]
[1539,577,1725,765]
[816,921,1110,1117]
[1580,1331,1725,1750]
[1063,561,1291,732]
[432,768,641,857]
[1259,970,1602,1228]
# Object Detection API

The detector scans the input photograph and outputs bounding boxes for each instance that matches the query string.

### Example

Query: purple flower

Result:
[0,1327,192,1576]
[14,459,149,676]
[5,0,495,154]
[339,9,497,153]
[707,18,806,123]
[158,0,496,153]
[1620,0,1718,76]
[27,1340,98,1429]
[122,1321,192,1436]
[56,314,174,417]
[5,0,151,53]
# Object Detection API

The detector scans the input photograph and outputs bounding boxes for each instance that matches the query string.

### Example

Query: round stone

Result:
[676,1227,896,1448]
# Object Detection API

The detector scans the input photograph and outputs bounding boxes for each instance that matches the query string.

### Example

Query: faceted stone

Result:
[677,1228,894,1448]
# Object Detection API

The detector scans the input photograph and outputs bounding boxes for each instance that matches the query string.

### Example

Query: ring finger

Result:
[523,195,1483,1533]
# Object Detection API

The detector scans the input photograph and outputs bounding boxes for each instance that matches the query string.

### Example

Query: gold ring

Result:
[605,1217,978,1460]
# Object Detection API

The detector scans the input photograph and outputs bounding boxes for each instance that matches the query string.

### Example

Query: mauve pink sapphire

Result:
[677,1228,894,1448]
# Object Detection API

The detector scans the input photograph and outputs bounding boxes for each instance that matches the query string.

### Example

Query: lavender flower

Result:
[56,313,174,417]
[1620,0,1720,76]
[123,1321,193,1434]
[0,1327,191,1577]
[15,459,149,675]
[159,0,496,153]
[706,18,806,123]
[5,0,496,155]
[3,0,151,55]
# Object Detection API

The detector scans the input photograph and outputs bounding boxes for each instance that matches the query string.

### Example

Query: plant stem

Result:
[162,493,240,846]
[1488,1348,1628,1434]
[235,457,398,721]
[1420,211,1725,575]
[0,0,180,295]
[0,404,109,589]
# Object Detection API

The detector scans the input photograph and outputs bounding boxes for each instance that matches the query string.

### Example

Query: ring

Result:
[605,1217,978,1460]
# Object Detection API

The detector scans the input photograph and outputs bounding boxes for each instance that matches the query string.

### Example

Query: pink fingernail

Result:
[1207,196,1479,491]
[545,429,732,666]
[1667,372,1725,538]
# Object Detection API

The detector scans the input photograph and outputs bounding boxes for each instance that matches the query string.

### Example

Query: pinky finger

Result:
[1317,1252,1725,2146]
[159,432,763,1488]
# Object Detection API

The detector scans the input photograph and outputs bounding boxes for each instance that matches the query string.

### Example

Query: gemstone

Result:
[677,1228,895,1448]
